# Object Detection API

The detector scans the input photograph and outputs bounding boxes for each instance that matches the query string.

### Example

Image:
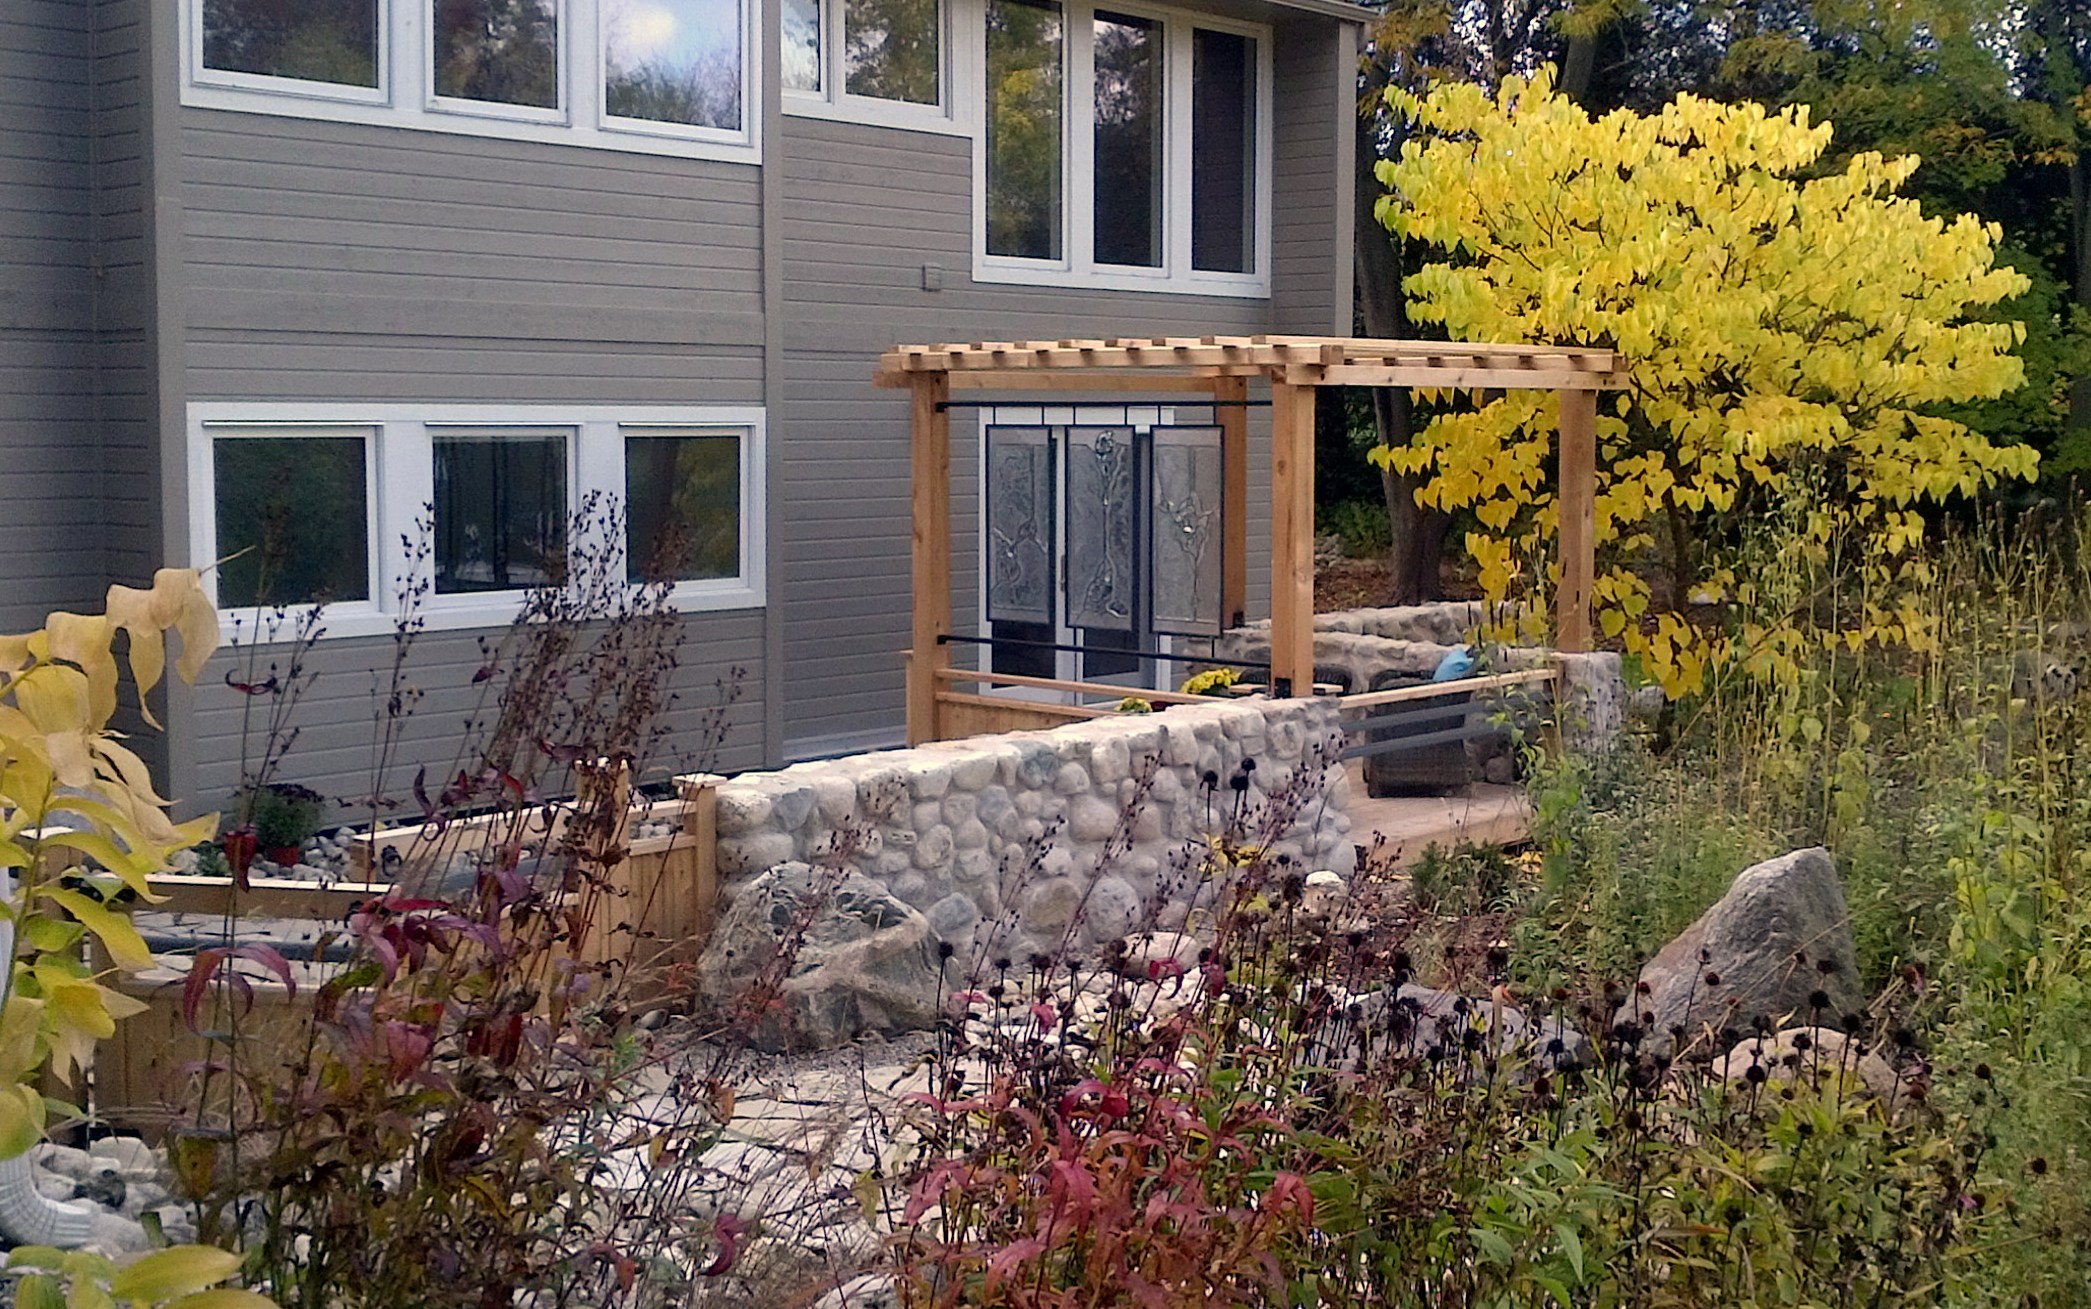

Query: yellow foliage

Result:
[0,571,218,1144]
[1374,70,2038,694]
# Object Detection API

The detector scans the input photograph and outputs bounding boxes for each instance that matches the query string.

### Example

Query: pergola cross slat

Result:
[876,333,1631,746]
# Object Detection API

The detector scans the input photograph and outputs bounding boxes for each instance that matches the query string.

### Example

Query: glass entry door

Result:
[983,419,1225,694]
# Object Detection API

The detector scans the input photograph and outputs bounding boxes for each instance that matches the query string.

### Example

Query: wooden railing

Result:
[918,657,1256,741]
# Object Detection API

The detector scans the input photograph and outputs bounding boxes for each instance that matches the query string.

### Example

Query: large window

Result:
[184,0,757,159]
[189,405,766,638]
[784,0,954,130]
[977,0,1269,295]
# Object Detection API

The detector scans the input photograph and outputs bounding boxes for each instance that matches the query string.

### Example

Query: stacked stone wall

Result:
[709,697,1354,964]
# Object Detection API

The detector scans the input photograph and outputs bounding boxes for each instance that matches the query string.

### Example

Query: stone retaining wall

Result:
[710,696,1353,964]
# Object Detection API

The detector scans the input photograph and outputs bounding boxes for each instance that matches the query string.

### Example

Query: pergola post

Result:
[1269,379,1317,697]
[907,371,952,744]
[1214,374,1249,629]
[1556,387,1597,653]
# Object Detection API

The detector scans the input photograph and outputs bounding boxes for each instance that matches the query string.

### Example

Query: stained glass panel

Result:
[984,426,1055,627]
[1066,427,1137,632]
[1150,425,1223,636]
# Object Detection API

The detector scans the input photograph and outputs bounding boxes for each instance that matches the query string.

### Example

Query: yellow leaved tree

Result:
[0,571,218,1152]
[1373,69,2038,695]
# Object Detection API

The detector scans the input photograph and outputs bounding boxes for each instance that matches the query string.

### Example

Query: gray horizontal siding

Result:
[774,97,1312,754]
[93,0,162,605]
[1270,17,1346,336]
[0,0,100,629]
[182,611,768,819]
[176,110,766,403]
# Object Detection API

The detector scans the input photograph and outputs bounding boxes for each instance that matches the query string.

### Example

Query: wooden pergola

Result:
[876,334,1630,745]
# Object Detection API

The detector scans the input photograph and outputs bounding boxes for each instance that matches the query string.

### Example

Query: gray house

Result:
[3,0,1360,815]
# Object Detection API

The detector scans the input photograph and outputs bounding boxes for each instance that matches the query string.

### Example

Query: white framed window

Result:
[973,0,1270,297]
[182,0,759,162]
[781,0,967,135]
[188,403,767,640]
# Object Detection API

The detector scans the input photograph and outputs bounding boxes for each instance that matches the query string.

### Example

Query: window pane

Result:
[604,0,744,130]
[202,0,380,87]
[435,0,560,108]
[985,0,1063,261]
[213,434,371,608]
[433,431,568,594]
[845,0,940,104]
[625,432,741,583]
[782,0,821,91]
[1092,11,1161,268]
[1191,28,1255,274]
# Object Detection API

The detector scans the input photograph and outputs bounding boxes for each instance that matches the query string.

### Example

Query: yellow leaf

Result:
[40,889,156,972]
[107,1247,243,1303]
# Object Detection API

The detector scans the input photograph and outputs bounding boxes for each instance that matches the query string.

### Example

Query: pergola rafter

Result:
[876,333,1631,746]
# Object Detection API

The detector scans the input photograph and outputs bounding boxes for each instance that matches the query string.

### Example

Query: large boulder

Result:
[1624,848,1863,1053]
[696,862,942,1051]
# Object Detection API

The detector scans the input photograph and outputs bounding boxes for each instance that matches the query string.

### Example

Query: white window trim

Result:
[188,403,768,642]
[180,0,761,163]
[781,0,972,136]
[970,1,1272,298]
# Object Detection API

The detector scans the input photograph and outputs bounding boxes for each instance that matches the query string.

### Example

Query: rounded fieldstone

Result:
[953,849,995,882]
[814,775,858,826]
[770,785,819,832]
[976,786,1014,830]
[889,873,933,906]
[952,818,989,850]
[914,826,956,868]
[1069,796,1119,844]
[873,849,914,878]
[1149,768,1183,801]
[856,770,908,820]
[912,801,944,833]
[927,892,980,941]
[941,792,979,825]
[1132,804,1166,843]
[1160,725,1202,767]
[1019,878,1082,935]
[1014,746,1060,789]
[713,790,773,835]
[716,831,797,876]
[950,752,1000,791]
[1268,719,1305,759]
[1014,791,1044,818]
[1090,740,1131,785]
[1053,763,1090,796]
[87,1211,150,1255]
[908,764,952,801]
[1083,876,1142,941]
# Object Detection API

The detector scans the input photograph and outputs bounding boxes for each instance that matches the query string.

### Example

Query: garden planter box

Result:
[84,776,723,1134]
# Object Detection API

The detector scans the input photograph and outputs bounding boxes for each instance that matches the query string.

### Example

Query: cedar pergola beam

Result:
[885,334,1630,744]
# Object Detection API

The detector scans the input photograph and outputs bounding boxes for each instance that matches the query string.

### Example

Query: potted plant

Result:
[241,782,327,867]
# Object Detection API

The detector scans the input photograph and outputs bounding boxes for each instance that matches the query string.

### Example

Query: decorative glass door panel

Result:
[983,420,1226,690]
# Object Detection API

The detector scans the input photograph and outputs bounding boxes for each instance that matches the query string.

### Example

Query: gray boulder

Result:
[1624,847,1863,1053]
[696,862,943,1052]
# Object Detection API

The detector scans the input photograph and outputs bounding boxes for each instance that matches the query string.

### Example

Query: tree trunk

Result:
[2071,151,2089,313]
[1559,29,1598,104]
[1354,103,1448,604]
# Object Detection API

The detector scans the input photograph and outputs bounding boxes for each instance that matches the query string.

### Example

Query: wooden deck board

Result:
[1346,780,1532,868]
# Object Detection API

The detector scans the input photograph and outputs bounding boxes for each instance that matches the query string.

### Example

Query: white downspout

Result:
[0,873,97,1247]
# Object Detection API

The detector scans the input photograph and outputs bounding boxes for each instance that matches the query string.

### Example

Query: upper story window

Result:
[782,0,959,132]
[185,0,758,161]
[977,0,1269,297]
[189,404,768,640]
